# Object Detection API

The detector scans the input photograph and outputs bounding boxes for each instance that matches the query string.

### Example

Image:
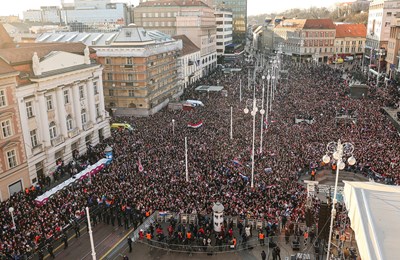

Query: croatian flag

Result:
[239,173,249,181]
[137,158,144,172]
[159,211,168,217]
[232,158,242,167]
[187,120,203,128]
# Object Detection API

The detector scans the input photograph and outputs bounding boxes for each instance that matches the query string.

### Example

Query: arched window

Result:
[49,122,57,139]
[81,109,87,125]
[66,115,73,131]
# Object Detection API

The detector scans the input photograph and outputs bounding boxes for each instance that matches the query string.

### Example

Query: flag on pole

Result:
[137,158,144,172]
[187,120,203,128]
[239,173,249,181]
[232,158,242,167]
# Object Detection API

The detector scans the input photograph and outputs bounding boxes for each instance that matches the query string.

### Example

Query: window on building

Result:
[6,150,17,168]
[93,81,98,95]
[64,90,70,104]
[105,57,111,64]
[128,90,135,97]
[109,89,114,96]
[26,101,34,118]
[49,122,57,139]
[1,120,12,138]
[127,57,133,65]
[0,90,6,107]
[79,86,84,99]
[30,129,38,147]
[107,73,113,81]
[46,95,53,110]
[81,110,87,125]
[95,104,100,118]
[66,115,73,131]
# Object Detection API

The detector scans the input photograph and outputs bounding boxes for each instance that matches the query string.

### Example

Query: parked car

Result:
[345,56,354,62]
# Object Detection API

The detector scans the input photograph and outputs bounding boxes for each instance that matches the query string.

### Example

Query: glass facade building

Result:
[214,0,247,43]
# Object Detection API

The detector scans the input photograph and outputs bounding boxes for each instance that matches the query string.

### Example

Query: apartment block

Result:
[37,25,183,116]
[133,0,217,77]
[335,23,367,58]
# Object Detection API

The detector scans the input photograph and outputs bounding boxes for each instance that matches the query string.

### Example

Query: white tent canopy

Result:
[343,181,400,260]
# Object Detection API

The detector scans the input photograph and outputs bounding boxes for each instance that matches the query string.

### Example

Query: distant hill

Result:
[249,6,368,25]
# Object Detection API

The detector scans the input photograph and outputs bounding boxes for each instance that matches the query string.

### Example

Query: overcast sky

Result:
[0,0,346,17]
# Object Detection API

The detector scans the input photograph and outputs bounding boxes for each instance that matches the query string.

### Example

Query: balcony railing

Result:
[51,136,64,147]
[68,128,80,138]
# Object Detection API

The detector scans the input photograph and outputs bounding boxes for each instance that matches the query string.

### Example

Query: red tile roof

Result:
[173,35,200,55]
[0,42,94,65]
[303,19,336,30]
[0,23,15,49]
[0,59,16,75]
[335,23,367,38]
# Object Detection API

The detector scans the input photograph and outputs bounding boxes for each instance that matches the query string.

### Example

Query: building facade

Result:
[23,1,130,27]
[335,23,366,59]
[173,35,202,88]
[365,0,400,66]
[214,0,247,43]
[133,0,217,77]
[0,61,30,200]
[275,19,336,63]
[386,19,400,78]
[215,8,233,56]
[37,25,183,116]
[0,39,111,197]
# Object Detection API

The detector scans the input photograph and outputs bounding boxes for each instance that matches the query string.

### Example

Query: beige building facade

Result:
[37,25,183,116]
[133,0,217,76]
[0,64,30,200]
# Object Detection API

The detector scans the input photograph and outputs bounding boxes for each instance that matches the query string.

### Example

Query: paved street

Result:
[47,224,131,260]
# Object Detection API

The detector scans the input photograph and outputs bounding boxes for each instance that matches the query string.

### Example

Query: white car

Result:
[345,56,354,62]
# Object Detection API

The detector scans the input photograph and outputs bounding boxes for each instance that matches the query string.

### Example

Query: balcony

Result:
[51,136,64,147]
[68,128,80,138]
[31,144,43,155]
[83,122,93,131]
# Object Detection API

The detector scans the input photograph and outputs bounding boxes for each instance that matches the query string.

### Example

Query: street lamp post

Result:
[322,140,356,260]
[239,78,242,102]
[86,207,96,260]
[259,75,266,154]
[244,98,262,188]
[185,137,189,182]
[9,207,15,229]
[230,106,233,140]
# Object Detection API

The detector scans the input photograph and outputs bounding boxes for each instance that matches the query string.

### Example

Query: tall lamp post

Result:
[9,207,15,229]
[322,140,356,260]
[259,74,267,153]
[244,98,262,188]
[86,207,96,260]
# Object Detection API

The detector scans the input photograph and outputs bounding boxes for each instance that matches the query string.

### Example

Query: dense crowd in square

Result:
[0,53,399,259]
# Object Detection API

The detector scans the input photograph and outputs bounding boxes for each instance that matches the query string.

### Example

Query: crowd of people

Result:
[0,49,399,259]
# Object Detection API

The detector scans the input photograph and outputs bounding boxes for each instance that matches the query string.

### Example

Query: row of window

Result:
[30,105,99,147]
[142,21,175,27]
[26,83,98,117]
[141,12,177,18]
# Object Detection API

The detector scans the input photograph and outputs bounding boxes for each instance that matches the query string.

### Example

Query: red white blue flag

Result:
[187,120,203,128]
